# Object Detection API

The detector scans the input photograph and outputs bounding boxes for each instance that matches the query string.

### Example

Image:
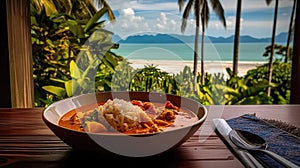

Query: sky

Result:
[101,0,295,39]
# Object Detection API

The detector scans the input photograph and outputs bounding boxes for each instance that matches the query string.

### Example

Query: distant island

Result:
[112,32,289,44]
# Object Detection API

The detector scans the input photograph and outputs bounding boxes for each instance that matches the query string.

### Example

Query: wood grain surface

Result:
[0,105,299,168]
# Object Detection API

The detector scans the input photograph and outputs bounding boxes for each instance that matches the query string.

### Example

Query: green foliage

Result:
[245,61,291,104]
[174,66,199,101]
[194,61,291,105]
[224,68,272,105]
[198,72,226,105]
[129,65,180,94]
[31,1,292,107]
[110,59,135,91]
[174,66,276,105]
[185,67,271,105]
[263,44,293,62]
[31,12,76,106]
[31,1,121,107]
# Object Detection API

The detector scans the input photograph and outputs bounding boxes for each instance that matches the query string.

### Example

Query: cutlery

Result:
[229,129,300,168]
[213,118,264,168]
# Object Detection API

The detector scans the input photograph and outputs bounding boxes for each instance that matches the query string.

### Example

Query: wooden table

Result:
[0,105,299,168]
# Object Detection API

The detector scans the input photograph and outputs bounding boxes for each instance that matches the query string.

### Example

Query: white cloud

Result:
[106,8,150,38]
[200,15,240,37]
[107,10,193,39]
[120,8,144,22]
[108,1,179,11]
[104,0,293,39]
[210,16,241,31]
[155,13,178,31]
[219,0,293,12]
[157,13,167,25]
[120,8,134,15]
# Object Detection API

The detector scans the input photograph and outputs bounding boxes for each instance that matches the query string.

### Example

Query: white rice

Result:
[99,98,146,132]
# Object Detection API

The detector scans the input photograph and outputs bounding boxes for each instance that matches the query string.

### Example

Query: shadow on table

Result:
[61,148,183,168]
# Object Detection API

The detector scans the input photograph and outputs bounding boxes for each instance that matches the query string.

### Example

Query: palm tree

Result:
[232,0,242,76]
[178,0,226,90]
[285,0,296,62]
[178,0,200,91]
[265,0,279,97]
[290,0,300,103]
[200,1,208,85]
[31,0,115,21]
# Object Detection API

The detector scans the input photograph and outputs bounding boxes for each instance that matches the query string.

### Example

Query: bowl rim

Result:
[42,91,208,137]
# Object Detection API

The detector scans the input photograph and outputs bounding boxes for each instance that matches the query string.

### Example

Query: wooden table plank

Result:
[0,105,299,168]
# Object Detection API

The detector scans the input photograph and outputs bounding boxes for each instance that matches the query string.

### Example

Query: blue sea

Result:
[112,42,285,63]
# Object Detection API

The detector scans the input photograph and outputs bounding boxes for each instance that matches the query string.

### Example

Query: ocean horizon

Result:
[111,42,286,63]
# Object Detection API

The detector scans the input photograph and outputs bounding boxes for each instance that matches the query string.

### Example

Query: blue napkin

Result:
[226,114,300,168]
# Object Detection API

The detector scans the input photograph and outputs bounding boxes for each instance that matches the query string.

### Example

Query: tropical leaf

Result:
[242,81,269,98]
[42,85,66,97]
[238,97,259,105]
[49,78,67,83]
[64,80,80,97]
[65,20,85,38]
[70,60,82,79]
[105,52,119,67]
[84,7,108,33]
[40,0,58,16]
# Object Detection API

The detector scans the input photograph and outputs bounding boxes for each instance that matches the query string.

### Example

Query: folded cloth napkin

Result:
[226,114,300,168]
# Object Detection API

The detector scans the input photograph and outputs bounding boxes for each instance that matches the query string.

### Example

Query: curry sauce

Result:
[58,100,198,134]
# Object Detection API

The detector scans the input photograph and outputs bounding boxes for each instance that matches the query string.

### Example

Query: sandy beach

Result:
[128,59,266,77]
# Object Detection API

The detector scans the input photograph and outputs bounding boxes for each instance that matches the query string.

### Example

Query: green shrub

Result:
[245,61,291,104]
[129,65,180,94]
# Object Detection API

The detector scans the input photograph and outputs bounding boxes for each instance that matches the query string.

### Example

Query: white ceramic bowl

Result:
[42,91,207,157]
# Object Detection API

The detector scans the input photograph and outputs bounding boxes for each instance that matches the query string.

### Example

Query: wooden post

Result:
[290,0,300,104]
[0,0,12,108]
[6,0,34,108]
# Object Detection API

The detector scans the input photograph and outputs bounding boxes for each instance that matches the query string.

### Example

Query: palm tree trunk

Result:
[285,0,296,62]
[193,19,200,93]
[233,0,242,75]
[290,0,300,103]
[267,0,279,97]
[200,3,207,85]
[201,30,205,85]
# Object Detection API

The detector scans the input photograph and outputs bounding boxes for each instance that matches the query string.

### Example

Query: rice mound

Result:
[99,98,151,132]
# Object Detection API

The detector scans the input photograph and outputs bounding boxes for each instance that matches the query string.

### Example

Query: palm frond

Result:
[201,1,209,29]
[55,0,72,15]
[178,0,186,12]
[32,0,58,16]
[209,0,226,28]
[103,0,116,21]
[84,0,98,14]
[84,7,108,32]
[92,0,115,21]
[182,0,194,33]
[193,0,201,19]
[265,0,273,5]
